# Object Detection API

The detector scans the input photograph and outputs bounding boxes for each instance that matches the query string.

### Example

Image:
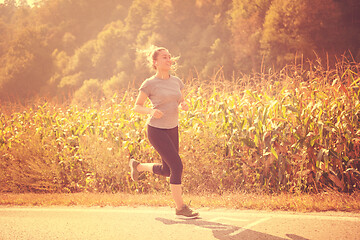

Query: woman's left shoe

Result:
[129,159,140,181]
[176,204,199,219]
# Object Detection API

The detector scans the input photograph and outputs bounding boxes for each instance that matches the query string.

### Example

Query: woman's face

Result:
[155,49,172,71]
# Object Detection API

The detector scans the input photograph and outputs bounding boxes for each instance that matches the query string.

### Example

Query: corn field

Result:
[1,61,360,194]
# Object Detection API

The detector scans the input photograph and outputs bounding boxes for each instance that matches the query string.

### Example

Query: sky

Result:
[0,0,40,7]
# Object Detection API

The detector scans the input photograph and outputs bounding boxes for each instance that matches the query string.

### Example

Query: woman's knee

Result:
[163,168,171,177]
[153,164,170,177]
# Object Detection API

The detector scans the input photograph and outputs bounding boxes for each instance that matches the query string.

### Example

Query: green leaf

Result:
[271,146,278,159]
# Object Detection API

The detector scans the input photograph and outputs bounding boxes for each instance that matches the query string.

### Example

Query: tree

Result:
[54,20,130,97]
[124,0,152,40]
[0,0,16,22]
[261,0,343,68]
[72,78,104,105]
[0,19,10,57]
[0,0,359,101]
[229,0,272,72]
[337,0,360,60]
[0,26,53,100]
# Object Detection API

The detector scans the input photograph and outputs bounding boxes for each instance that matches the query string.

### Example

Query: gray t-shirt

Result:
[139,75,184,129]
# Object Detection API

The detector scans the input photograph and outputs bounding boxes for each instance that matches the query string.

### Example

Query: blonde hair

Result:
[137,45,179,71]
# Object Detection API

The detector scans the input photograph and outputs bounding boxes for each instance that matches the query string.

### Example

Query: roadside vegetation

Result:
[1,192,359,212]
[1,60,359,199]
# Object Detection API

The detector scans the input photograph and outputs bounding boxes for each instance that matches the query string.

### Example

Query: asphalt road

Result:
[0,207,359,240]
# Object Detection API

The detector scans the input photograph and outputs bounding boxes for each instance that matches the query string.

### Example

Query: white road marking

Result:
[229,217,271,236]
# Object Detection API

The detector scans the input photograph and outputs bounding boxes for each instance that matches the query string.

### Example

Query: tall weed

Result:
[0,61,359,193]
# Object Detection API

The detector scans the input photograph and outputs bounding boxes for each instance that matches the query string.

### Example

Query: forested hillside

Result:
[0,0,359,101]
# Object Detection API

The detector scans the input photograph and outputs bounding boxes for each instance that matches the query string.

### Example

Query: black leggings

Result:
[147,125,183,185]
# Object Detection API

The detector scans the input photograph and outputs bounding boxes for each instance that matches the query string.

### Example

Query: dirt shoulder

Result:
[1,192,359,213]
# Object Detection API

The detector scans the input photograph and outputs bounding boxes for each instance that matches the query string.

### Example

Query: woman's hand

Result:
[151,109,164,119]
[180,89,189,111]
[180,101,189,111]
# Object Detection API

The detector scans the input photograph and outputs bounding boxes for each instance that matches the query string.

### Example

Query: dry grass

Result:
[1,61,360,195]
[0,192,359,213]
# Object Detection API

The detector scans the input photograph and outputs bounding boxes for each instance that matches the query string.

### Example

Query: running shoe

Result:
[176,204,199,219]
[129,159,140,181]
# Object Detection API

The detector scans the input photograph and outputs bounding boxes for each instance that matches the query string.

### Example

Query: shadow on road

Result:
[156,217,287,240]
[286,234,310,240]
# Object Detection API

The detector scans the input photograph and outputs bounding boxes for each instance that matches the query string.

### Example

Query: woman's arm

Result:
[179,89,189,111]
[133,91,163,118]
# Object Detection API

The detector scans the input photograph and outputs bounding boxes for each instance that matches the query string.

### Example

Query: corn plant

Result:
[1,61,359,194]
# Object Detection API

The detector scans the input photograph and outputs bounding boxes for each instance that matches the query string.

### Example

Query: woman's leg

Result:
[146,125,184,209]
[137,163,155,172]
[170,184,184,210]
[163,127,184,209]
[136,161,184,209]
[147,126,183,183]
[136,125,175,174]
[130,125,198,217]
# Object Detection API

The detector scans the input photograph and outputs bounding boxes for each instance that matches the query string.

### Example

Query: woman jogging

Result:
[129,46,199,218]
